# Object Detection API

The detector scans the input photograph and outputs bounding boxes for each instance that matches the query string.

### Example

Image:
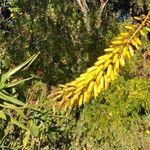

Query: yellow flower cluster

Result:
[52,12,150,110]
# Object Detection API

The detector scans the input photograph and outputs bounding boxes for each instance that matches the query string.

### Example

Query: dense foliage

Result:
[0,0,150,149]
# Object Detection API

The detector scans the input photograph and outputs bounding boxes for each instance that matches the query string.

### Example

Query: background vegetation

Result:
[0,0,150,149]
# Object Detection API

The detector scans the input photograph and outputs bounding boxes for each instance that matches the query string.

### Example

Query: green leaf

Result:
[0,90,25,106]
[0,53,39,84]
[0,83,5,90]
[29,121,39,137]
[30,125,39,137]
[0,110,6,120]
[4,77,33,88]
[11,117,28,130]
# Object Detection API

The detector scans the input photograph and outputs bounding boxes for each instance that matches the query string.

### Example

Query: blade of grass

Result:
[0,90,25,105]
[23,52,40,71]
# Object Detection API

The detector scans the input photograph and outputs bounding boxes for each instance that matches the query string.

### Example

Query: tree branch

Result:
[100,0,109,12]
[76,0,89,16]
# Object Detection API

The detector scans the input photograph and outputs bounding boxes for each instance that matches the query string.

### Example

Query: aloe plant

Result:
[0,53,39,127]
[53,12,150,110]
